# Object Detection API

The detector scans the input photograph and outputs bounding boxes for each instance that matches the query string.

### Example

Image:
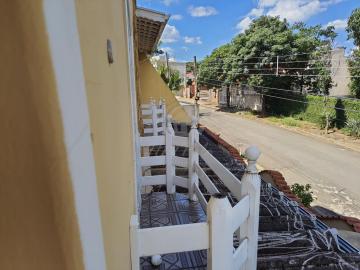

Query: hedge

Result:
[265,94,360,129]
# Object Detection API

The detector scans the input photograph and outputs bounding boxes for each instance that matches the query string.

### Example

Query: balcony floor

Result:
[138,128,360,269]
[140,192,207,270]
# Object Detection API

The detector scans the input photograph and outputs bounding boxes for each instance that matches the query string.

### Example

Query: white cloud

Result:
[326,19,347,30]
[171,14,183,20]
[258,0,278,7]
[161,25,180,43]
[162,0,177,6]
[160,46,174,55]
[181,46,189,51]
[188,6,218,17]
[249,8,264,17]
[184,36,202,44]
[266,0,325,22]
[247,0,345,23]
[151,47,175,63]
[236,17,253,33]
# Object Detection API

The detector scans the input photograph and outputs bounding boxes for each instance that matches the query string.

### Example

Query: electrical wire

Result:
[203,59,341,66]
[197,79,360,111]
[199,78,360,103]
[202,50,360,63]
[198,80,303,94]
[201,71,360,78]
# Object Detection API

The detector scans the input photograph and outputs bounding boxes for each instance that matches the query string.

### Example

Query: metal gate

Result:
[218,86,237,107]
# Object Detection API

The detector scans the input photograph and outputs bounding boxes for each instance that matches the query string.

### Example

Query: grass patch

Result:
[266,116,303,127]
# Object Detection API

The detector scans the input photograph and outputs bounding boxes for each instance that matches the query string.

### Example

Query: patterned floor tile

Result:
[140,192,208,269]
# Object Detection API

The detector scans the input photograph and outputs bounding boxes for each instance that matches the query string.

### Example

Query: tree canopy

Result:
[198,16,336,101]
[347,8,360,47]
[157,65,183,92]
[347,8,360,98]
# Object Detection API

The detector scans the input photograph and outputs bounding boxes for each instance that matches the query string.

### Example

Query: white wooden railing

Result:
[141,99,166,136]
[131,108,261,270]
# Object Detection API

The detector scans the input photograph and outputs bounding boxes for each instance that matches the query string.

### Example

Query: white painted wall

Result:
[43,0,106,269]
[125,0,142,215]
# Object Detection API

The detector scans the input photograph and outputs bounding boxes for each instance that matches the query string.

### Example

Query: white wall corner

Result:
[125,0,142,215]
[42,0,107,269]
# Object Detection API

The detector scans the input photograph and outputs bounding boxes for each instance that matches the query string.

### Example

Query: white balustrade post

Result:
[151,101,157,136]
[239,146,261,270]
[130,215,140,270]
[188,117,199,201]
[207,194,233,270]
[161,100,166,134]
[166,115,176,194]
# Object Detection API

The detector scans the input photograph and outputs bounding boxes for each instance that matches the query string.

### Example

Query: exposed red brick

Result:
[260,170,312,210]
[200,125,246,165]
[353,223,360,233]
[344,217,360,224]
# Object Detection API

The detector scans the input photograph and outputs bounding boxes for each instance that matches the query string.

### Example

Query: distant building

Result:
[330,47,351,96]
[151,58,186,79]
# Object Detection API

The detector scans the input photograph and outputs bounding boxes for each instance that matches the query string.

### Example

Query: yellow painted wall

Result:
[139,59,191,123]
[0,1,84,270]
[75,0,136,269]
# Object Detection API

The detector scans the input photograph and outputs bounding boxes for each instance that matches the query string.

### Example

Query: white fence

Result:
[131,106,261,270]
[141,99,166,136]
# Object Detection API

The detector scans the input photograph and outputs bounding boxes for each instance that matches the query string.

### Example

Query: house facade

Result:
[0,1,189,270]
[2,1,360,270]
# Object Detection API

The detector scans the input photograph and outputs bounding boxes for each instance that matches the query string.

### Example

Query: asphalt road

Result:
[199,106,360,218]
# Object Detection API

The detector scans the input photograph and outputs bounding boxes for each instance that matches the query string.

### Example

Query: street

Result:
[199,106,360,218]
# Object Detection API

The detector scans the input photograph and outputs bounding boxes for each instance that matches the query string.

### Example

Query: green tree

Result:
[198,43,231,88]
[347,8,360,98]
[291,183,314,207]
[347,8,360,46]
[157,65,182,91]
[186,62,194,73]
[198,16,336,112]
[168,70,182,91]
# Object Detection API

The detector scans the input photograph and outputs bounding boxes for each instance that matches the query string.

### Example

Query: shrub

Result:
[318,114,336,130]
[346,119,360,137]
[290,183,314,207]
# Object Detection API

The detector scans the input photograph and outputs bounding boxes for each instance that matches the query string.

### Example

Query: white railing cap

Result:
[244,146,261,173]
[245,146,260,162]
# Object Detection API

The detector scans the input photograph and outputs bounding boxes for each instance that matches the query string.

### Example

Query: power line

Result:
[199,78,360,102]
[203,71,360,78]
[197,79,360,107]
[198,80,303,94]
[198,80,312,98]
[202,60,360,69]
[201,50,360,63]
[204,59,340,66]
[198,81,352,123]
[208,67,354,72]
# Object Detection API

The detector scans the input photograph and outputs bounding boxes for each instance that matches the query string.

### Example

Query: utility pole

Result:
[165,52,170,81]
[276,55,279,76]
[193,56,199,102]
[193,56,199,121]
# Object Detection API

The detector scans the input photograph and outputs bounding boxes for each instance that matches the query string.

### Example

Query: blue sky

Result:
[137,0,360,62]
